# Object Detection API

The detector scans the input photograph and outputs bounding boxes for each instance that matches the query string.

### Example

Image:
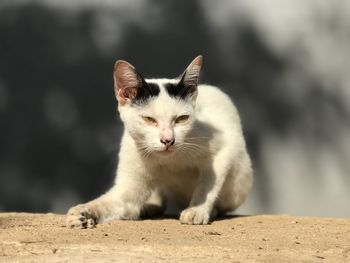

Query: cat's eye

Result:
[142,116,157,125]
[175,115,190,124]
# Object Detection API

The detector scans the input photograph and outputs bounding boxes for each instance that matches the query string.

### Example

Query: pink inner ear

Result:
[182,56,202,90]
[114,61,139,103]
[189,55,202,68]
[118,87,137,100]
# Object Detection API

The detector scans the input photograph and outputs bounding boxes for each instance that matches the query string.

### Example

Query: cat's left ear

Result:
[179,55,202,98]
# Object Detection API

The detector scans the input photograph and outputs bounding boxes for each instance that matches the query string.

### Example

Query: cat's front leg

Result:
[66,176,151,228]
[66,203,98,229]
[180,151,231,225]
[179,173,219,225]
[66,191,120,229]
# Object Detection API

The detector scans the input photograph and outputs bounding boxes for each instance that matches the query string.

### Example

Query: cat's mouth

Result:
[157,145,175,155]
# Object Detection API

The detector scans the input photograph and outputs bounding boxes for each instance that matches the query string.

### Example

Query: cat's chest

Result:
[149,162,199,182]
[149,162,199,207]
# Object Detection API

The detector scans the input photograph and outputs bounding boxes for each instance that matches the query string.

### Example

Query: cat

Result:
[66,55,253,228]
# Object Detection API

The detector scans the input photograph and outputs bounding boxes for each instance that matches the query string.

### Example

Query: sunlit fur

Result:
[66,59,253,228]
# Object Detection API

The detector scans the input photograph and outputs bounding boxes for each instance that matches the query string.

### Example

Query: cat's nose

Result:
[160,138,175,146]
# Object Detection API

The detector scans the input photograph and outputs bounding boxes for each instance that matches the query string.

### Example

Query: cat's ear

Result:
[179,55,202,97]
[113,60,142,105]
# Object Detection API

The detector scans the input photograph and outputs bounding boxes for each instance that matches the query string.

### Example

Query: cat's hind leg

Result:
[215,153,253,215]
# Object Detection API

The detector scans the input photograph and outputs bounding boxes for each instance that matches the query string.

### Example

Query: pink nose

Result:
[160,138,175,146]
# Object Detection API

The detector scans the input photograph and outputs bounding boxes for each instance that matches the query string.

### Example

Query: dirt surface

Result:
[0,213,349,262]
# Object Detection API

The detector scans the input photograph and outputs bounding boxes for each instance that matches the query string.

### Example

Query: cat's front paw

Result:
[66,204,96,229]
[180,207,210,225]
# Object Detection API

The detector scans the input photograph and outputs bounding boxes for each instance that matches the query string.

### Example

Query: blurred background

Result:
[0,0,349,217]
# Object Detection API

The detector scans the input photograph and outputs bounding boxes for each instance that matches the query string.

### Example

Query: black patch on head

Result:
[164,76,196,100]
[132,74,160,105]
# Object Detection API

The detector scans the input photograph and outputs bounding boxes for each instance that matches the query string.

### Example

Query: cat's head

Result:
[113,56,202,157]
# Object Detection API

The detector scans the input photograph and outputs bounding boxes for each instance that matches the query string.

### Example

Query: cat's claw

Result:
[180,207,210,225]
[66,205,96,229]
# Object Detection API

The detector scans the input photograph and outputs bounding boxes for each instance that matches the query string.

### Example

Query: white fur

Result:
[66,79,253,227]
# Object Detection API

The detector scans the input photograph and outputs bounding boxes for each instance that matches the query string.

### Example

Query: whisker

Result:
[182,142,208,151]
[135,143,155,159]
[181,142,214,157]
[179,143,208,158]
[185,136,210,140]
[178,146,196,160]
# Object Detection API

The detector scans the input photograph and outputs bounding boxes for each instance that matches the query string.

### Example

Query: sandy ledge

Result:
[0,213,349,262]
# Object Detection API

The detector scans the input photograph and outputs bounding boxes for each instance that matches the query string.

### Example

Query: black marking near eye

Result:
[164,76,196,100]
[133,80,160,105]
[164,71,197,100]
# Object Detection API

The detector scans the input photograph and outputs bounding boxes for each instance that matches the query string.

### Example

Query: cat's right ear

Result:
[178,55,202,99]
[113,60,140,106]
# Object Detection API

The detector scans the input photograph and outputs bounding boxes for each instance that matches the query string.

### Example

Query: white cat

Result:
[66,56,253,228]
